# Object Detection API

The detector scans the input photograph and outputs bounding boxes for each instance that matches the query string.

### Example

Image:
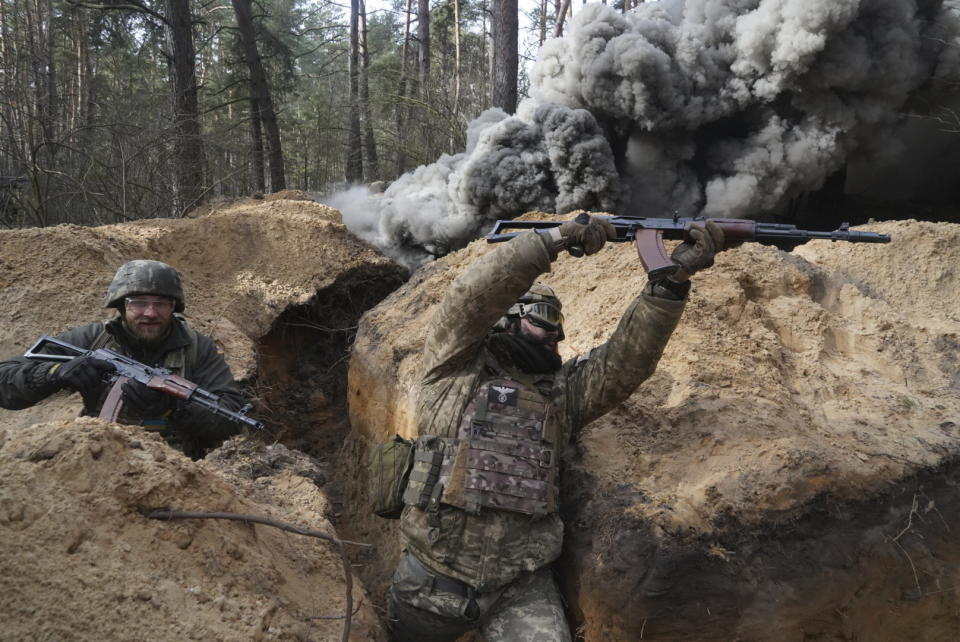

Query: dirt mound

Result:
[3,204,958,639]
[0,418,383,640]
[0,200,404,438]
[264,190,317,203]
[343,215,960,639]
[0,200,407,640]
[1,198,359,375]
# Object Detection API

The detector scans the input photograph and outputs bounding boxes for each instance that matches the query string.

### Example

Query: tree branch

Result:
[147,509,370,642]
[65,0,169,25]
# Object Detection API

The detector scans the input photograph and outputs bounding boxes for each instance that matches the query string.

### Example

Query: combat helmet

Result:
[104,260,185,312]
[495,283,564,336]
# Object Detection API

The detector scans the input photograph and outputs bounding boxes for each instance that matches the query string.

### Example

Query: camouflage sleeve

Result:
[0,356,58,409]
[0,323,105,410]
[562,281,686,432]
[421,231,553,379]
[170,333,245,445]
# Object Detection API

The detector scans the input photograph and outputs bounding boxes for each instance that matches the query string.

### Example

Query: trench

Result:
[251,265,405,461]
[243,264,410,638]
[248,272,960,641]
[238,209,960,641]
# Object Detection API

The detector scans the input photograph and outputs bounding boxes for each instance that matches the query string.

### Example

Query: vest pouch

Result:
[436,439,470,511]
[402,436,448,509]
[369,435,414,518]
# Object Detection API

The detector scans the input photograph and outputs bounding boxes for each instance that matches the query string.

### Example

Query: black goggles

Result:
[519,301,564,331]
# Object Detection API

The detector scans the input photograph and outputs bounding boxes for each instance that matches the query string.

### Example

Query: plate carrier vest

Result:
[403,371,560,518]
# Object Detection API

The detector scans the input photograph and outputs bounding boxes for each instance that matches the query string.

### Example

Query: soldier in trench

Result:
[0,259,245,458]
[385,215,726,640]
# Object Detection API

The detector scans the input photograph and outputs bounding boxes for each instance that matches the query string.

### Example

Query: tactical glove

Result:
[558,213,617,256]
[121,379,172,417]
[670,219,725,281]
[51,355,114,393]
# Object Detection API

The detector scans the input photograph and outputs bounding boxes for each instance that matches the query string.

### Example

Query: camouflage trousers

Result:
[386,553,572,642]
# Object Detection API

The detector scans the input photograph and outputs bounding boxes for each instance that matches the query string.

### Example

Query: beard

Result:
[517,325,559,354]
[488,332,563,374]
[124,317,172,344]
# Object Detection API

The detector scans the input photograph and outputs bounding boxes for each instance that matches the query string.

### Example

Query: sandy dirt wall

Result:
[0,199,394,379]
[0,200,401,432]
[0,200,407,640]
[0,418,384,640]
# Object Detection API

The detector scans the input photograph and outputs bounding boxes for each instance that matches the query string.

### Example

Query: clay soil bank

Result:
[2,203,959,640]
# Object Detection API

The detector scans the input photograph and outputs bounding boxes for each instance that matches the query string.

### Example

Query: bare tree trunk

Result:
[249,97,266,192]
[231,0,286,192]
[165,0,206,215]
[395,0,413,176]
[490,0,518,114]
[481,0,488,108]
[359,0,379,181]
[538,0,547,46]
[0,0,24,200]
[554,0,570,38]
[0,0,10,175]
[346,0,363,183]
[452,0,462,152]
[417,0,432,159]
[70,8,91,132]
[41,0,55,143]
[417,0,430,94]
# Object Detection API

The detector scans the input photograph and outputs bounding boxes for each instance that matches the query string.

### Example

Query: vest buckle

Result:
[539,448,554,468]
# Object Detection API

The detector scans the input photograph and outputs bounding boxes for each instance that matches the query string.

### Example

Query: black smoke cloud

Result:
[332,0,960,268]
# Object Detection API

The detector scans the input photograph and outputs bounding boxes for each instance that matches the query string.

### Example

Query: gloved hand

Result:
[558,213,617,256]
[51,355,114,394]
[670,219,725,281]
[121,379,171,417]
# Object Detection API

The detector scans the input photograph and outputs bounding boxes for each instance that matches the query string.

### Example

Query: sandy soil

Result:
[3,199,959,640]
[0,200,403,641]
[0,199,403,434]
[0,418,383,641]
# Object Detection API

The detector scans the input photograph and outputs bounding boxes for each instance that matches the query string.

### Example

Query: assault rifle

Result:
[24,335,265,430]
[487,214,891,276]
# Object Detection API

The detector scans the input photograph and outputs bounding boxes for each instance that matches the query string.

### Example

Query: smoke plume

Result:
[331,0,960,268]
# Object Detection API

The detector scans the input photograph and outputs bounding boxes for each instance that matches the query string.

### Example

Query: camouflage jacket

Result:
[400,230,686,591]
[0,317,244,457]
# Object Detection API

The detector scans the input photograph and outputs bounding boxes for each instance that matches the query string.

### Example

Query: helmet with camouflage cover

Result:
[105,260,185,312]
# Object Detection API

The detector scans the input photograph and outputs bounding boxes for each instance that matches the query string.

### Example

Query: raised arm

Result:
[421,230,554,379]
[563,220,726,430]
[563,284,685,428]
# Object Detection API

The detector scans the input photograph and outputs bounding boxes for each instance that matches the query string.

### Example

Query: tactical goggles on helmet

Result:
[519,301,564,331]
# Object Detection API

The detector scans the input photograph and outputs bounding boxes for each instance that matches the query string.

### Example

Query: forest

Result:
[3,0,958,247]
[0,0,601,227]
